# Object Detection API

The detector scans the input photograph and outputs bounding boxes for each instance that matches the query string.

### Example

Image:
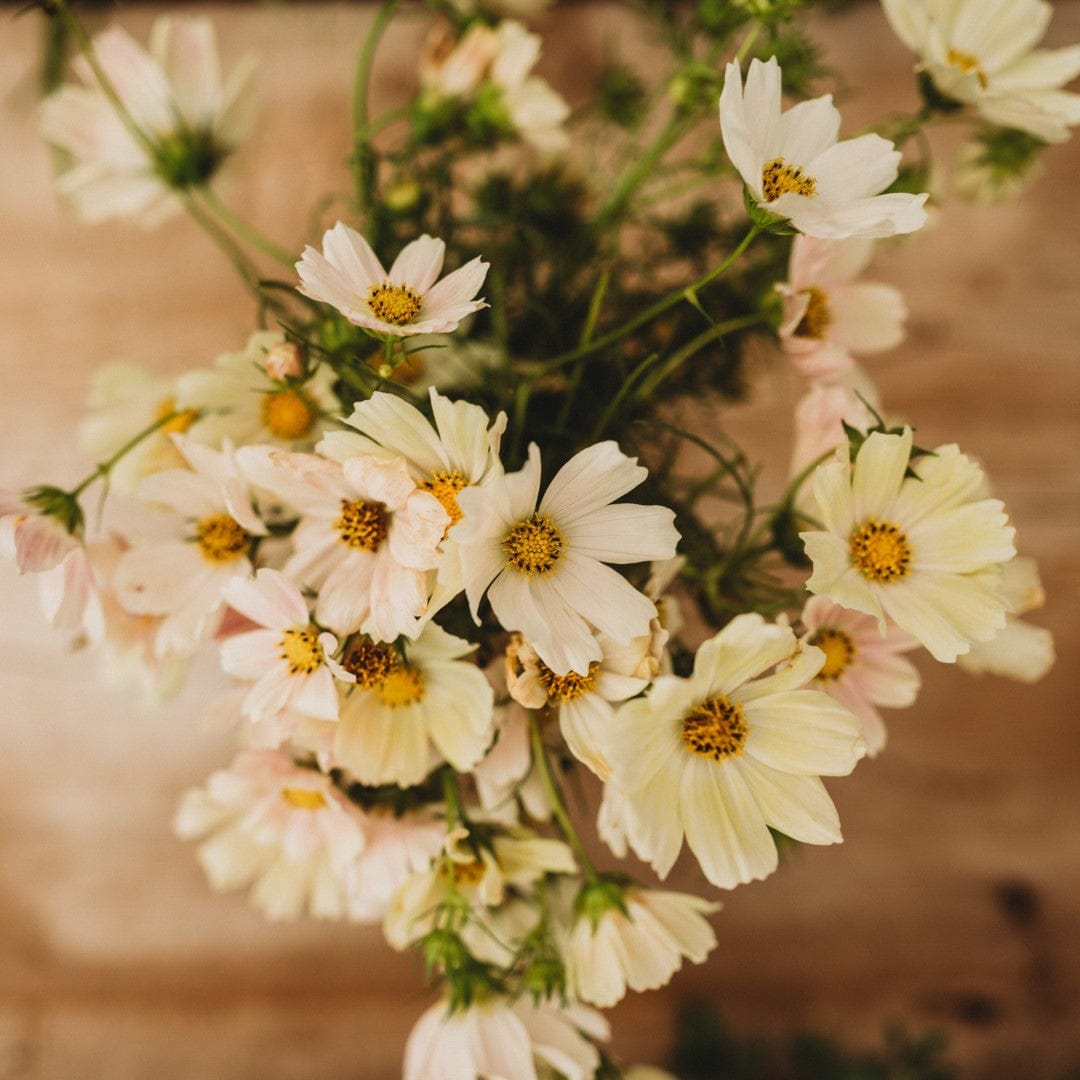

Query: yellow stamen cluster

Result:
[947,47,989,89]
[194,513,249,564]
[368,282,423,325]
[850,518,912,583]
[278,626,324,676]
[280,787,327,810]
[262,388,316,440]
[441,856,486,888]
[343,638,399,689]
[794,286,832,339]
[538,660,600,703]
[376,666,426,708]
[681,696,748,761]
[809,627,856,681]
[421,470,468,529]
[154,397,198,435]
[335,499,388,552]
[762,157,817,202]
[503,514,564,576]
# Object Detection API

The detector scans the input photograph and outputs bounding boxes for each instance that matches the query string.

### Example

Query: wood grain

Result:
[1,3,1078,1076]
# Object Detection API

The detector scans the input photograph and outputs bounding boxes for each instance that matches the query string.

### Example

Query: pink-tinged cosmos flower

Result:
[40,17,258,225]
[454,440,680,676]
[237,446,449,641]
[798,595,920,756]
[720,57,928,239]
[174,750,370,922]
[777,236,907,381]
[114,436,267,656]
[219,567,353,729]
[404,995,608,1080]
[295,225,489,338]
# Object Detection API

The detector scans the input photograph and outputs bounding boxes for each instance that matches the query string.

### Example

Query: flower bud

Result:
[263,341,304,381]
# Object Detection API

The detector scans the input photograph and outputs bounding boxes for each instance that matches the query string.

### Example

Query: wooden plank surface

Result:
[1,3,1079,1077]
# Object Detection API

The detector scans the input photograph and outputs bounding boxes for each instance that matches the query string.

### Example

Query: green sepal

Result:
[22,484,84,538]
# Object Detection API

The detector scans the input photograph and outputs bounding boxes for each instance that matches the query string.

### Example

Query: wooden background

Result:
[1,3,1078,1077]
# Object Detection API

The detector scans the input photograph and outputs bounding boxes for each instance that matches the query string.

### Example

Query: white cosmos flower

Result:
[562,882,719,1008]
[178,331,338,449]
[455,440,680,676]
[473,698,552,825]
[958,555,1055,682]
[882,0,1080,143]
[777,236,907,381]
[333,622,495,787]
[605,613,865,890]
[404,995,607,1080]
[40,17,257,225]
[115,437,267,656]
[798,594,920,757]
[505,626,663,780]
[220,568,352,730]
[720,57,928,238]
[295,225,489,338]
[801,428,1017,663]
[237,446,448,641]
[174,750,370,922]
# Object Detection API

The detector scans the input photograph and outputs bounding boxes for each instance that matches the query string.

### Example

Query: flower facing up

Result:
[333,623,495,787]
[605,613,865,890]
[404,994,608,1080]
[174,750,371,922]
[295,224,489,338]
[505,625,663,780]
[798,595,920,756]
[958,555,1055,682]
[41,17,257,224]
[237,446,448,641]
[882,0,1080,143]
[777,236,907,381]
[720,57,928,238]
[219,568,353,732]
[801,428,1017,663]
[455,440,680,675]
[114,437,267,656]
[561,878,719,1008]
[177,331,338,449]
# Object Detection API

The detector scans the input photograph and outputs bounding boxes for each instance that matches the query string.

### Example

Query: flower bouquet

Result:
[4,0,1072,1075]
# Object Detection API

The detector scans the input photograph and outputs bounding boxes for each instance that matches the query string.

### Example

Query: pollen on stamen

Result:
[503,514,564,576]
[281,787,328,810]
[368,281,423,326]
[809,627,856,680]
[681,696,748,761]
[947,47,989,89]
[850,518,912,584]
[794,286,832,339]
[762,157,818,202]
[278,626,324,676]
[262,388,316,440]
[538,660,600,702]
[376,666,426,708]
[421,470,468,530]
[194,513,249,564]
[343,638,399,689]
[335,498,388,552]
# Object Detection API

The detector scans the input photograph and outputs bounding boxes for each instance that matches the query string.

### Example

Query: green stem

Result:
[196,186,295,267]
[537,224,760,376]
[352,0,401,209]
[528,713,598,882]
[441,766,466,833]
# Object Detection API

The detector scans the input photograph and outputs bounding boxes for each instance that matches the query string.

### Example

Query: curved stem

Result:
[351,0,401,210]
[196,186,295,268]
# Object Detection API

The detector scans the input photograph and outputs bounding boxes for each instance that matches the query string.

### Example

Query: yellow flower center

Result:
[794,286,832,339]
[367,281,423,326]
[441,856,486,888]
[850,518,912,584]
[335,499,388,552]
[762,157,817,202]
[343,638,400,689]
[681,696,748,761]
[538,660,600,702]
[421,470,469,530]
[280,787,327,810]
[154,397,198,435]
[194,513,249,564]
[947,47,989,89]
[809,627,856,681]
[375,666,426,708]
[262,388,316,440]
[278,626,324,676]
[503,514,564,576]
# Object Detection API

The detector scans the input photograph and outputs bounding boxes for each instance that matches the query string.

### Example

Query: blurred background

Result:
[1,2,1078,1077]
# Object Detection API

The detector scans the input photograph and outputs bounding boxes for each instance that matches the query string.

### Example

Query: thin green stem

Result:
[352,0,401,209]
[442,766,466,833]
[537,224,761,376]
[528,713,598,882]
[196,186,295,267]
